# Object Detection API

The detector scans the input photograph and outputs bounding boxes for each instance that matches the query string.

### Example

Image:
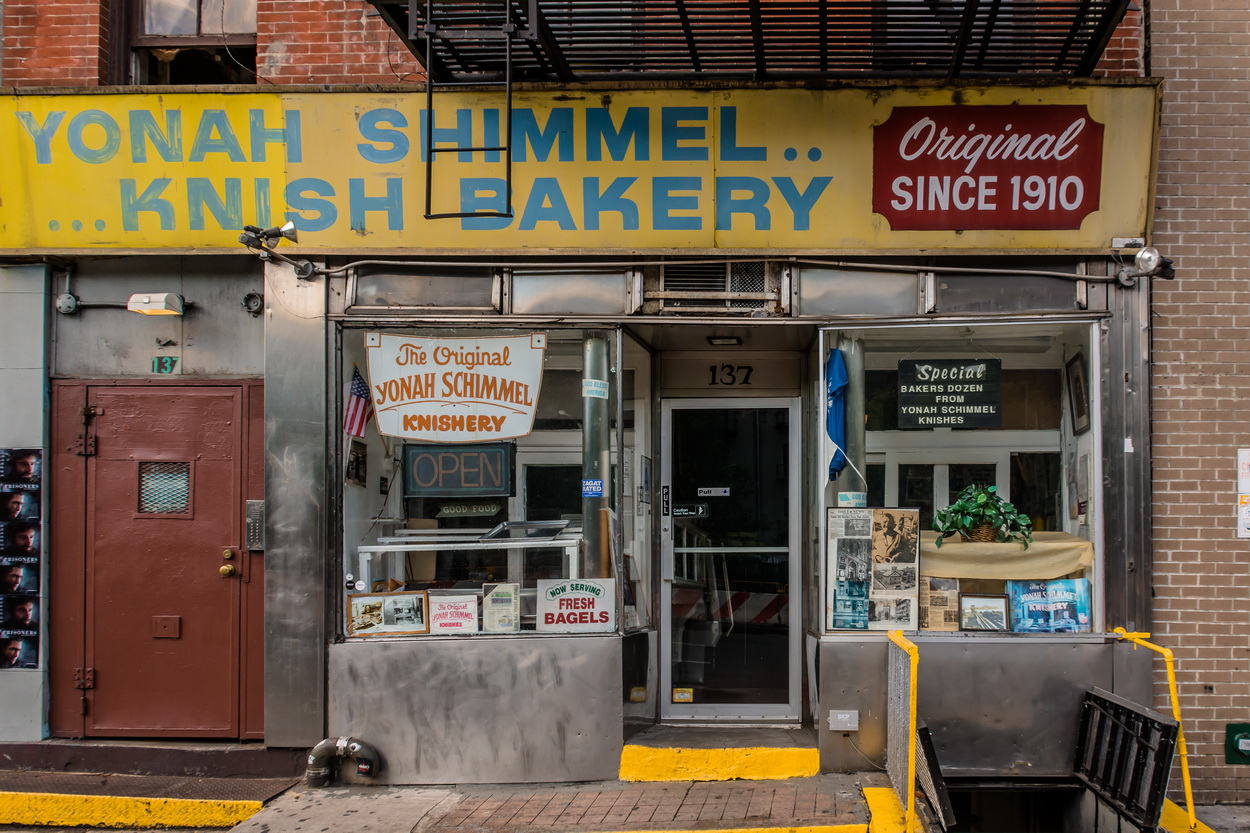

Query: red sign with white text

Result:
[873,105,1104,231]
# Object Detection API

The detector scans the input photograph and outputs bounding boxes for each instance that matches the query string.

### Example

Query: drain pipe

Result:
[306,736,381,787]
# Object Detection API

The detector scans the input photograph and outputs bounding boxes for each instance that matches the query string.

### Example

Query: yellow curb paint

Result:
[572,827,866,833]
[863,787,910,833]
[619,746,821,782]
[1157,799,1218,833]
[0,791,263,828]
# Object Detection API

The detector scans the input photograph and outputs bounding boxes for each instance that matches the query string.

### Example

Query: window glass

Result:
[935,274,1077,313]
[799,267,917,316]
[1010,452,1061,532]
[145,0,197,35]
[145,0,256,35]
[898,464,934,527]
[202,0,257,34]
[352,267,496,310]
[341,327,645,636]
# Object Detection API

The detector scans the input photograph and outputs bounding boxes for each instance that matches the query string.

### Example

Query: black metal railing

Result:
[1073,687,1178,832]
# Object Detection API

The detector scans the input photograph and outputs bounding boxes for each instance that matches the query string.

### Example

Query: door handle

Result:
[220,548,238,579]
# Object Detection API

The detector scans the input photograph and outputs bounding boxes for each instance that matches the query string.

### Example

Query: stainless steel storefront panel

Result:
[915,638,1113,776]
[817,637,1152,777]
[328,635,624,784]
[817,637,889,772]
[264,262,329,747]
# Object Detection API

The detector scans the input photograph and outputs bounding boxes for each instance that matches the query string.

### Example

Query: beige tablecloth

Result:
[918,530,1094,580]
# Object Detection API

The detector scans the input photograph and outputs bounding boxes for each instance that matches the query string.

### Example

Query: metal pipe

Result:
[581,330,612,578]
[306,736,381,788]
[837,334,867,494]
[310,256,1111,282]
[1112,628,1197,831]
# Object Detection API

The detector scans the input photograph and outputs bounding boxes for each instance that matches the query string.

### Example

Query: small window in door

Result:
[138,462,191,515]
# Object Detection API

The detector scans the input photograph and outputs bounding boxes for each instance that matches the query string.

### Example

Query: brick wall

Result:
[256,0,423,85]
[1,0,108,87]
[0,0,423,88]
[1096,9,1145,77]
[1150,0,1250,805]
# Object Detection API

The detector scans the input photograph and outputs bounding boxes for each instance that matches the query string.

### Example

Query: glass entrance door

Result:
[660,398,800,722]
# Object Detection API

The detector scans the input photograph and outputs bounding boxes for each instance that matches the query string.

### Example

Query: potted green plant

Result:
[933,484,1033,548]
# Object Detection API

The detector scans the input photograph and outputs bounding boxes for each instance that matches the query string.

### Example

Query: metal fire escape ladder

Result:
[420,0,574,220]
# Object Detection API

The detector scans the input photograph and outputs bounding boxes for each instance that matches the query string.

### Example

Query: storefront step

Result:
[0,739,306,778]
[0,771,298,828]
[620,726,820,782]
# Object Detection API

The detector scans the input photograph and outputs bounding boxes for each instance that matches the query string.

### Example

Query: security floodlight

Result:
[1134,247,1163,273]
[238,221,318,280]
[1118,247,1176,286]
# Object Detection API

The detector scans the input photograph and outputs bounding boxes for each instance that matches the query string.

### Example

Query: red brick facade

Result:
[255,0,423,85]
[0,0,424,87]
[1150,0,1250,805]
[2,0,110,86]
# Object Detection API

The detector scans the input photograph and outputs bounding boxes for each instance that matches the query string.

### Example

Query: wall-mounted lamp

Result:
[1118,246,1176,286]
[127,293,185,315]
[707,336,743,346]
[238,221,319,280]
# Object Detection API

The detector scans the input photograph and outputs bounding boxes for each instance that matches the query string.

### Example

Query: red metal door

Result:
[51,383,260,738]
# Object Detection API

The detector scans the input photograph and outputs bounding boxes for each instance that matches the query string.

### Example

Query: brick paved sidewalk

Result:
[418,773,889,832]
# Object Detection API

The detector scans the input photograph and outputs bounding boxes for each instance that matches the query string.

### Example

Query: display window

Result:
[820,323,1099,635]
[338,326,652,637]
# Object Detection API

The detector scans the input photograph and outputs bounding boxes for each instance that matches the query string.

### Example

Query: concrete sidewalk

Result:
[0,775,1246,832]
[0,772,900,833]
[231,773,893,833]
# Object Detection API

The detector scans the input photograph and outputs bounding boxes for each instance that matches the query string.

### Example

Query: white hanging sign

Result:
[366,332,546,443]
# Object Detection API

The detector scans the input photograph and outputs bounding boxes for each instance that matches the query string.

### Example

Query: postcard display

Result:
[827,508,920,630]
[0,449,41,668]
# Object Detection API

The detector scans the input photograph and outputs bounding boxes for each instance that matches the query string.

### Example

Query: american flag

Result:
[344,367,373,437]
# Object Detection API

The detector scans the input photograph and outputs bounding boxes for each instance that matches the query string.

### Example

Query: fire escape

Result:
[367,0,1136,218]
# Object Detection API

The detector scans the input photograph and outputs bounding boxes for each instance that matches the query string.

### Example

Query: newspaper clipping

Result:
[827,507,919,631]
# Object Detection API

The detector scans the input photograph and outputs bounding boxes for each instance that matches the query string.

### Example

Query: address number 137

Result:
[708,364,754,386]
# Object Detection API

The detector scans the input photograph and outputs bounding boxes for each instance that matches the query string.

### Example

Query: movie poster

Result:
[0,449,41,669]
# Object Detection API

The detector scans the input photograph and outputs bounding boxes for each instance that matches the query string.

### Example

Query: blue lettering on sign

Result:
[68,110,122,164]
[130,110,183,163]
[12,102,842,237]
[716,176,771,230]
[285,178,338,231]
[189,110,246,162]
[585,107,650,161]
[582,479,604,498]
[583,177,639,230]
[357,108,410,164]
[719,107,767,161]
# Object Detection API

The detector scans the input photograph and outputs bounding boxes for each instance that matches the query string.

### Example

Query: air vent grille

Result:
[652,260,782,314]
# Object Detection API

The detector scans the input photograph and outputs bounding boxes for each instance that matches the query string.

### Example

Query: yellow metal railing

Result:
[1112,628,1197,832]
[888,630,920,833]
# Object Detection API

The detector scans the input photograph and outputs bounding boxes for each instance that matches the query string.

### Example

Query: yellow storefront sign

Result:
[0,84,1158,253]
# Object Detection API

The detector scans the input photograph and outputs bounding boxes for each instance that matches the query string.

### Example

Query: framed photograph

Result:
[347,591,428,636]
[959,593,1008,631]
[1065,352,1090,435]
